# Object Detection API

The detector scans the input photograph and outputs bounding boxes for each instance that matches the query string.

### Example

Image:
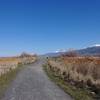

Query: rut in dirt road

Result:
[1,59,73,100]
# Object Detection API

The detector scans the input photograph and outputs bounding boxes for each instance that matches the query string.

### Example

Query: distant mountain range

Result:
[77,45,100,56]
[44,45,100,57]
[44,52,64,57]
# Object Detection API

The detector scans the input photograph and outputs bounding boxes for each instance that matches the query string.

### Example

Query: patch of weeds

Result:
[0,64,22,99]
[43,64,94,100]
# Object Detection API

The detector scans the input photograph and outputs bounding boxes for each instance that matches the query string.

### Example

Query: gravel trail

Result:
[1,59,73,100]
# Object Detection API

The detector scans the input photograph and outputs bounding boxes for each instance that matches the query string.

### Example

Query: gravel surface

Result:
[1,59,73,100]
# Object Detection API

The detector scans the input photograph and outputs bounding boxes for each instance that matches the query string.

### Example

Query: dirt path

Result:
[1,59,73,100]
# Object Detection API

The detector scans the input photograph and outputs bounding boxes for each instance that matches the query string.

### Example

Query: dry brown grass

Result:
[47,56,100,98]
[0,56,36,75]
[61,57,100,85]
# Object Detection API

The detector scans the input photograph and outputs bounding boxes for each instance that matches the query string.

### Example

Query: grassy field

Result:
[0,56,36,75]
[44,56,100,100]
[0,55,37,99]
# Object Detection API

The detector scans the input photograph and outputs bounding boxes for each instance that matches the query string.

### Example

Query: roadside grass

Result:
[0,55,37,99]
[43,64,94,100]
[0,63,22,99]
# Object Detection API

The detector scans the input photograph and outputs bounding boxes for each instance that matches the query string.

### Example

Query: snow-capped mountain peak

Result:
[88,44,100,48]
[55,49,67,53]
[93,44,100,47]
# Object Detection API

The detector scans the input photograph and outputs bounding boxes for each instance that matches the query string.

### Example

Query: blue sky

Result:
[0,0,100,56]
